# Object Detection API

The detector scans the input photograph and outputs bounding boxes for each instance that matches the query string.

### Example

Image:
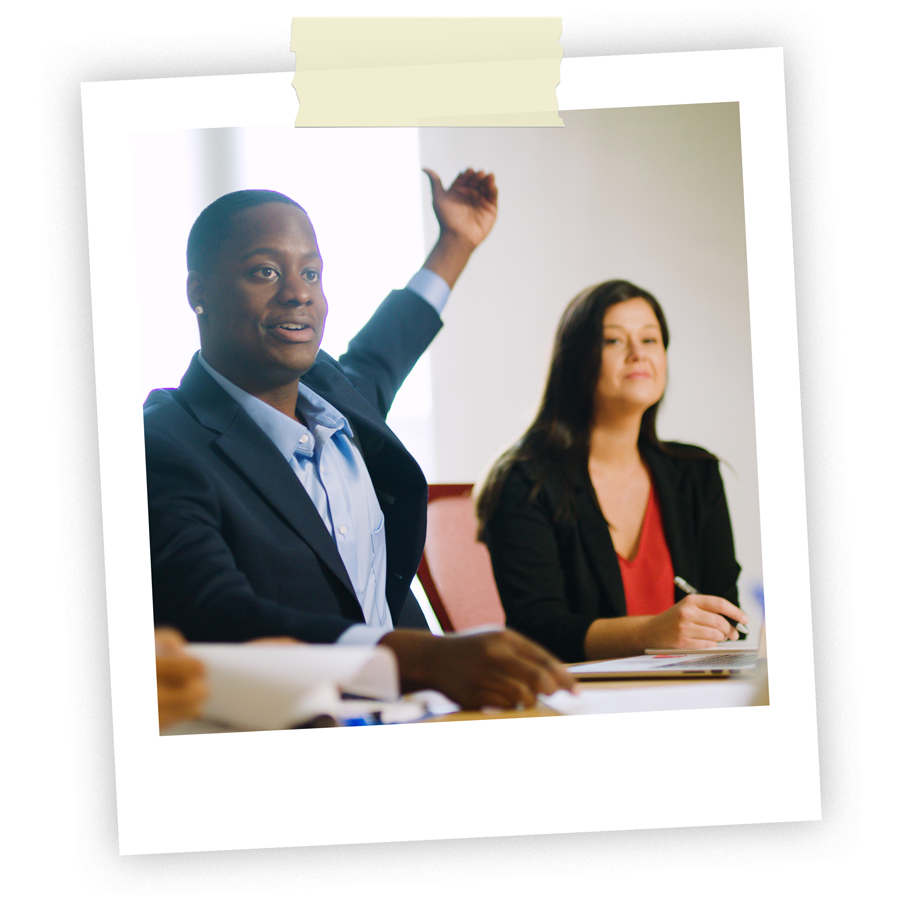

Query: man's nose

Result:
[277,272,311,306]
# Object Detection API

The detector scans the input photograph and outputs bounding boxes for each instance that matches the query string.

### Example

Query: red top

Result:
[617,484,675,616]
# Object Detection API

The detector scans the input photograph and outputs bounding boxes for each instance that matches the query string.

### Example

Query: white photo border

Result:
[81,49,818,855]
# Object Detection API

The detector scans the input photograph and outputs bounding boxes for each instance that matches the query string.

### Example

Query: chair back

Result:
[417,484,506,633]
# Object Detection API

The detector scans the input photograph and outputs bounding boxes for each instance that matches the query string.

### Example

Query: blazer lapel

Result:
[573,468,628,617]
[177,355,358,601]
[302,356,426,505]
[302,356,400,454]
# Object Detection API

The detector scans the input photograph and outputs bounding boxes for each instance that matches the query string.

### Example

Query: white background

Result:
[3,1,895,907]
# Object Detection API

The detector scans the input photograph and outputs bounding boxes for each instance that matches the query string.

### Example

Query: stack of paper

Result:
[182,643,399,731]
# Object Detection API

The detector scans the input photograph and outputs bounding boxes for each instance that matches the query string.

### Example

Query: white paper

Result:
[185,643,398,731]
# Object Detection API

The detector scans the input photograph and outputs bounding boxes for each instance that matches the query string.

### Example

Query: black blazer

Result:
[482,443,741,663]
[144,289,442,643]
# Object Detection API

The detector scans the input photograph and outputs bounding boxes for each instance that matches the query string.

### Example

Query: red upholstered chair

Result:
[416,484,506,633]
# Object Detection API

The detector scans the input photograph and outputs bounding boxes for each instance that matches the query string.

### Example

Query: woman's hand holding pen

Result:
[642,595,749,650]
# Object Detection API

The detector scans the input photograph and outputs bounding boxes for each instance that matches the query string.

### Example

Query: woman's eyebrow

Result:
[603,323,660,330]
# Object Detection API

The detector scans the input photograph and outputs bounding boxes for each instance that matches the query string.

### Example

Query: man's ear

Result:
[187,271,206,314]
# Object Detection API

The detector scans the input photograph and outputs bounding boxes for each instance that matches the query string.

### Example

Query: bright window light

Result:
[131,126,435,475]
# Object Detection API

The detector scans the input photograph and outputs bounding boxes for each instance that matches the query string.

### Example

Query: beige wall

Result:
[417,103,763,612]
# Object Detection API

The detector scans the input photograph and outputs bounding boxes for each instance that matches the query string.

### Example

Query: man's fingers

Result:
[475,172,498,205]
[421,168,444,197]
[390,629,570,710]
[521,655,576,695]
[489,653,574,703]
[495,656,557,700]
[459,674,536,710]
[457,633,573,707]
[484,647,574,700]
[549,660,578,692]
[491,676,538,708]
[467,687,530,711]
[505,633,576,692]
[447,169,498,206]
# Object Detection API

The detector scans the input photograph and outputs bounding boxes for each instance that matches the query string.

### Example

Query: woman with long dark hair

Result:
[477,280,748,663]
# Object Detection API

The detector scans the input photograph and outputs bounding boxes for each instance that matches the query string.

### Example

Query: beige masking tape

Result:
[291,18,563,127]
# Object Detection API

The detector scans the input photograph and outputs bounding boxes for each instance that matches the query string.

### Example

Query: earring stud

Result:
[194,305,204,315]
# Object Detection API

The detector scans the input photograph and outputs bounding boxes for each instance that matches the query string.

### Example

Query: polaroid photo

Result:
[82,48,818,855]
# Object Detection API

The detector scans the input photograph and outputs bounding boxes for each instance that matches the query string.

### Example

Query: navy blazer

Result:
[483,443,742,663]
[144,289,442,643]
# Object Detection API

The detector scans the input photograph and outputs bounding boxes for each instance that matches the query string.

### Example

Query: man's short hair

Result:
[186,189,306,273]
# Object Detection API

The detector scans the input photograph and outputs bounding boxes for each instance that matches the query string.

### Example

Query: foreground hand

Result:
[644,595,749,650]
[380,628,575,710]
[155,628,209,730]
[423,167,498,251]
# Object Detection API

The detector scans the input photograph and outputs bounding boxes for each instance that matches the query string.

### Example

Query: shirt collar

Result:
[197,352,352,462]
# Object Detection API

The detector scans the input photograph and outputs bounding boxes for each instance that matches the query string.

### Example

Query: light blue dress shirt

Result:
[198,270,449,646]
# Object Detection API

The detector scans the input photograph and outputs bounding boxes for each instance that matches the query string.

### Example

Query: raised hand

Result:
[423,167,499,251]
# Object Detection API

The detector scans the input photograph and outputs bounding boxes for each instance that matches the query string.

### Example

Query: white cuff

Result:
[405,268,451,314]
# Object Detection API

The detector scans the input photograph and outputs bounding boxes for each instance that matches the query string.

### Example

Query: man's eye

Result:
[253,266,278,279]
[304,270,320,282]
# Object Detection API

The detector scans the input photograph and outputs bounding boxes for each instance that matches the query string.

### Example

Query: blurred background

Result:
[131,103,762,622]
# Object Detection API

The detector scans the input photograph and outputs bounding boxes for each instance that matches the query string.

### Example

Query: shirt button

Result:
[339,525,347,535]
[300,434,309,444]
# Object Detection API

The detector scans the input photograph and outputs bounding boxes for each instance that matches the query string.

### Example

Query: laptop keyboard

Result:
[660,653,757,669]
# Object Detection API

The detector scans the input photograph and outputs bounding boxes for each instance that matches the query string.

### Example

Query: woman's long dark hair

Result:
[477,279,680,538]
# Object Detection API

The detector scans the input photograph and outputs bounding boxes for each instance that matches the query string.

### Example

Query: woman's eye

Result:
[604,337,621,346]
[304,269,320,282]
[643,337,659,344]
